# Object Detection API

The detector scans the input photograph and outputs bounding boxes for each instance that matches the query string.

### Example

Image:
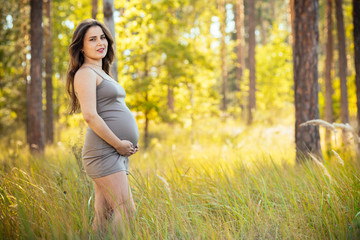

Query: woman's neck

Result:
[83,61,102,69]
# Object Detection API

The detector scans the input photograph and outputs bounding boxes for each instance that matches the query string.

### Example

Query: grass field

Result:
[1,117,360,239]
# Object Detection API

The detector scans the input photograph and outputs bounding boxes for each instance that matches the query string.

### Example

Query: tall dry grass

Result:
[0,118,359,239]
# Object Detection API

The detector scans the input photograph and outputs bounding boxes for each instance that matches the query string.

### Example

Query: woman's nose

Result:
[97,38,104,45]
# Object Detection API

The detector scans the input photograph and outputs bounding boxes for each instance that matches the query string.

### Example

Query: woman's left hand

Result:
[131,144,139,155]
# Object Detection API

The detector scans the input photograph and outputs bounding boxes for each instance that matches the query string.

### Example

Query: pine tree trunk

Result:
[235,0,244,95]
[335,0,349,128]
[324,0,334,145]
[353,0,360,137]
[219,0,227,112]
[92,0,98,19]
[144,54,149,148]
[29,0,44,153]
[167,83,174,112]
[288,0,295,47]
[21,0,30,145]
[103,0,118,81]
[248,0,256,124]
[270,0,275,21]
[44,0,54,145]
[293,0,322,162]
[259,7,266,45]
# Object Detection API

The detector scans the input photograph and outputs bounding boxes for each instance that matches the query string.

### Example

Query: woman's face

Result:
[82,25,108,61]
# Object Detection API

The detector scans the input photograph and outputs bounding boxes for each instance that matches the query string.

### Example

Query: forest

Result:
[1,0,360,238]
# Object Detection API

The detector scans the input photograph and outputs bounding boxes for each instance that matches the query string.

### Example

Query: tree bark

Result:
[270,0,275,21]
[92,0,98,19]
[248,0,256,124]
[44,0,54,145]
[288,0,295,47]
[219,0,227,112]
[144,53,149,148]
[335,0,349,127]
[324,0,334,145]
[167,83,174,112]
[103,0,118,81]
[353,0,360,137]
[259,6,266,45]
[29,0,44,153]
[293,0,322,162]
[235,0,244,95]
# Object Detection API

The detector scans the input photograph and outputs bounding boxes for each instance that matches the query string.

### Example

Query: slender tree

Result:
[258,3,267,45]
[293,0,322,161]
[248,0,256,124]
[234,0,244,97]
[166,7,175,113]
[354,0,360,136]
[270,0,275,20]
[44,0,53,144]
[103,0,118,81]
[335,0,349,128]
[219,0,227,111]
[288,0,294,47]
[29,0,44,152]
[324,0,334,146]
[143,53,150,148]
[92,0,98,19]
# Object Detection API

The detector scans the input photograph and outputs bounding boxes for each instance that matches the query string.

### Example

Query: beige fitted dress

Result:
[81,67,139,178]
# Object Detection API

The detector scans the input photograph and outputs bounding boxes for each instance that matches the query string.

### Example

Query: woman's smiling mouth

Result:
[97,48,105,53]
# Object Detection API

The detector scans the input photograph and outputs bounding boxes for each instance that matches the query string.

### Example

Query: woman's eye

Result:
[90,38,95,41]
[101,36,106,39]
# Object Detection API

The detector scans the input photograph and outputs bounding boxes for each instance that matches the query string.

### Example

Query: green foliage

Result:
[117,0,219,127]
[0,0,29,134]
[255,24,293,112]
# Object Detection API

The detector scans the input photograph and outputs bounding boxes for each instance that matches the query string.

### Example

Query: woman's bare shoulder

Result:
[74,67,97,85]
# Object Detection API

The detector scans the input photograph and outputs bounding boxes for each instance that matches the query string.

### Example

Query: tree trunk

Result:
[288,0,295,46]
[247,0,256,124]
[293,0,322,162]
[44,0,54,145]
[92,0,98,19]
[270,0,275,21]
[324,0,334,146]
[29,0,44,153]
[235,0,244,95]
[21,0,30,145]
[219,0,227,112]
[103,0,118,81]
[335,0,349,128]
[143,53,149,148]
[259,6,266,45]
[167,84,174,112]
[353,0,360,137]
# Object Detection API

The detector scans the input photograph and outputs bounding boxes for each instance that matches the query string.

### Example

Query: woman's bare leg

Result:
[92,181,112,233]
[93,171,135,236]
[128,184,136,214]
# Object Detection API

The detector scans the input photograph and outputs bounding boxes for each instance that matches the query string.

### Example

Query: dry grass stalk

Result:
[309,153,333,183]
[332,123,356,133]
[299,119,337,132]
[331,150,344,166]
[156,174,173,201]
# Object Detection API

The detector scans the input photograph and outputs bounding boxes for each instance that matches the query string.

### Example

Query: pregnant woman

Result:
[66,19,139,236]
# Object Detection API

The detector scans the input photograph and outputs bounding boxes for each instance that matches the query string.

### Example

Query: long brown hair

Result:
[66,19,115,114]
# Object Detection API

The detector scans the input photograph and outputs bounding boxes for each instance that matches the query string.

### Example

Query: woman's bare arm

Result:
[74,68,135,156]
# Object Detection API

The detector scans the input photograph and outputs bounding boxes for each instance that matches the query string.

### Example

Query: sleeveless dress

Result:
[81,67,139,178]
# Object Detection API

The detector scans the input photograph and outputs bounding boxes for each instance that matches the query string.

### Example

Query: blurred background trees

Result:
[0,0,358,159]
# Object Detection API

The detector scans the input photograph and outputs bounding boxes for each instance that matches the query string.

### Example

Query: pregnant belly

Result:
[103,112,139,146]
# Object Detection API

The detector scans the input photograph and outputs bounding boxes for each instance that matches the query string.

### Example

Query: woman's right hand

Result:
[116,140,135,156]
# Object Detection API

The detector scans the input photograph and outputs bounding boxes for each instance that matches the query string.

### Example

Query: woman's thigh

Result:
[93,171,131,209]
